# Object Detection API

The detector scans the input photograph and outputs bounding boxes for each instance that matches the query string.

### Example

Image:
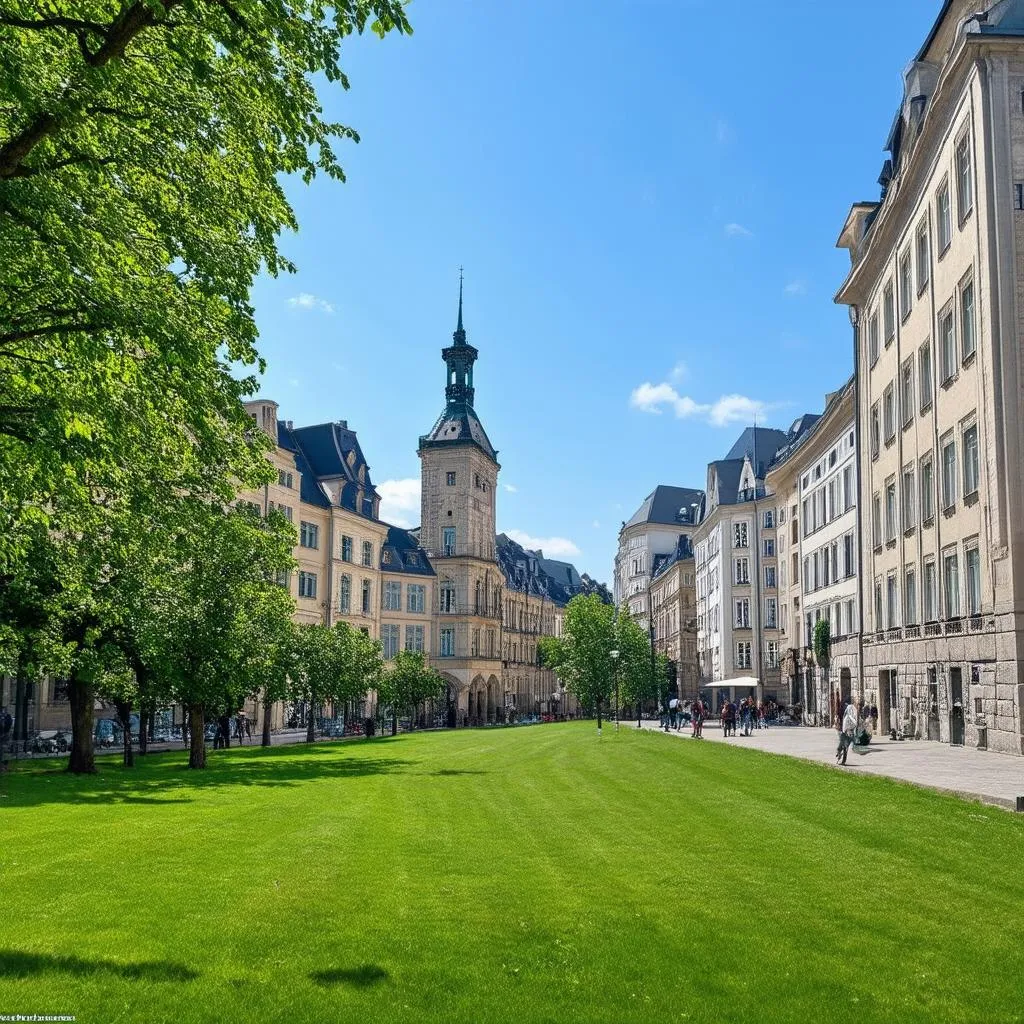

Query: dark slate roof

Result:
[419,403,498,463]
[724,427,791,465]
[277,422,331,509]
[380,525,435,577]
[495,533,609,607]
[652,533,694,581]
[288,420,379,519]
[708,459,745,507]
[623,485,704,530]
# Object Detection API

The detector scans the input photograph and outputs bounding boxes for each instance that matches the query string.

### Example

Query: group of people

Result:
[719,696,770,737]
[834,697,878,765]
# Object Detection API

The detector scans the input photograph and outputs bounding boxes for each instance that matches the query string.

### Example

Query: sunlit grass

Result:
[1,723,1021,1023]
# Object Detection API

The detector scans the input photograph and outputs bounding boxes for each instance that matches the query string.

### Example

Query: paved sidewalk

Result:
[638,719,1024,810]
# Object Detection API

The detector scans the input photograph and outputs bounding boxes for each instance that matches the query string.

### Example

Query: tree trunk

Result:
[188,706,206,769]
[13,659,28,749]
[114,700,135,768]
[391,709,397,737]
[262,697,273,747]
[306,694,316,743]
[596,696,602,733]
[67,673,96,774]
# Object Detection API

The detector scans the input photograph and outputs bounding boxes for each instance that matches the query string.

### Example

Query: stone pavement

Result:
[636,718,1024,811]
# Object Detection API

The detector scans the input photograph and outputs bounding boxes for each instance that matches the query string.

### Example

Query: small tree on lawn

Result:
[814,618,832,724]
[615,609,657,719]
[544,594,616,734]
[294,624,338,743]
[377,651,445,737]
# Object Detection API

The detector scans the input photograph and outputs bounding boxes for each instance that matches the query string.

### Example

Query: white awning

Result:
[713,677,760,688]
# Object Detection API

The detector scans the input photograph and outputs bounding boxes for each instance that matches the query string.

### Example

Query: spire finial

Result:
[457,266,464,333]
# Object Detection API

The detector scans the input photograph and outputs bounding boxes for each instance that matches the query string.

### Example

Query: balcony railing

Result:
[905,625,921,639]
[924,621,942,637]
[425,541,496,561]
[968,615,984,633]
[944,618,964,635]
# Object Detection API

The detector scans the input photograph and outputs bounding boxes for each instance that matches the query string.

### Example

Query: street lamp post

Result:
[610,649,620,732]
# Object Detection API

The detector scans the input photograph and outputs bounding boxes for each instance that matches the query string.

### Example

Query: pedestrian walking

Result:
[836,699,859,765]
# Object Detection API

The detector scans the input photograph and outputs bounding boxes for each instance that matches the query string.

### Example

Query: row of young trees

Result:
[539,594,671,730]
[0,2,410,770]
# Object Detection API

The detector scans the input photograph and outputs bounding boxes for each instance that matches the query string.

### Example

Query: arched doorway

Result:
[487,675,500,724]
[469,675,486,726]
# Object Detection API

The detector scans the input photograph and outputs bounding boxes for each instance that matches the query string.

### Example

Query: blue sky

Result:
[251,0,941,580]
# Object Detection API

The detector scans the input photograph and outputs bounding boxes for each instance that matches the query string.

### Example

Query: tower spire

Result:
[453,266,466,345]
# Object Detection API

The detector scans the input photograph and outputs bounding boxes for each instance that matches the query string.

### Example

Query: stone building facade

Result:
[836,0,1024,754]
[767,383,861,723]
[649,537,699,699]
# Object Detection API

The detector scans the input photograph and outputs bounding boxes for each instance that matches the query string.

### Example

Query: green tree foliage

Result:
[543,594,616,731]
[813,619,831,669]
[377,650,445,737]
[0,0,410,571]
[614,609,657,715]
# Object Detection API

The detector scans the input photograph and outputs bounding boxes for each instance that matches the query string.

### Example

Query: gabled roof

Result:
[652,533,694,581]
[380,525,436,577]
[707,459,745,508]
[419,403,498,463]
[623,485,704,530]
[724,427,791,465]
[495,532,608,607]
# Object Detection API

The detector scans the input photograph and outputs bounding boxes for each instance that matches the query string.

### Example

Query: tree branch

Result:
[10,153,117,178]
[0,323,113,345]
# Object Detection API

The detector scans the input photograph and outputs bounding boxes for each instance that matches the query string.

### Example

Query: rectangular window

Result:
[843,466,853,512]
[733,522,749,548]
[405,625,425,653]
[442,526,456,556]
[886,573,898,629]
[924,559,937,621]
[921,455,934,522]
[735,641,751,669]
[846,599,856,634]
[440,582,456,613]
[272,504,293,522]
[905,568,917,626]
[885,478,897,542]
[901,359,914,428]
[383,580,402,611]
[382,624,400,660]
[763,510,775,529]
[339,573,351,613]
[407,584,425,614]
[766,641,779,668]
[874,580,883,631]
[943,550,960,618]
[298,571,317,599]
[734,599,750,628]
[764,565,776,589]
[919,341,933,410]
[299,521,319,549]
[763,538,775,557]
[870,403,880,459]
[916,220,930,294]
[899,250,913,320]
[966,544,981,615]
[872,493,882,549]
[440,628,455,657]
[275,569,290,590]
[278,469,294,489]
[937,180,952,252]
[341,535,353,562]
[765,598,777,629]
[963,422,979,497]
[843,533,855,577]
[361,579,372,613]
[734,557,749,584]
[940,307,956,383]
[868,310,880,365]
[883,383,896,443]
[446,472,456,486]
[361,540,373,567]
[961,278,976,361]
[941,435,957,511]
[902,465,915,531]
[956,131,973,221]
[883,282,895,344]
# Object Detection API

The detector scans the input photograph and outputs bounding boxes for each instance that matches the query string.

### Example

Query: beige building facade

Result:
[650,542,698,700]
[836,0,1024,753]
[767,384,861,724]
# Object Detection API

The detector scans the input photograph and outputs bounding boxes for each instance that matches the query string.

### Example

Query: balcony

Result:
[968,615,984,633]
[905,625,921,640]
[944,618,964,635]
[425,541,496,561]
[924,622,942,637]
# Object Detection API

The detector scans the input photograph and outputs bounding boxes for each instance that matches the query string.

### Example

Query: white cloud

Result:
[287,292,335,314]
[630,381,771,428]
[669,360,689,382]
[377,478,421,529]
[503,483,518,493]
[724,222,753,238]
[504,529,581,559]
[784,279,807,296]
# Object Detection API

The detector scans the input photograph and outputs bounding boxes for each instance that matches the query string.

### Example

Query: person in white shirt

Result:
[836,700,859,765]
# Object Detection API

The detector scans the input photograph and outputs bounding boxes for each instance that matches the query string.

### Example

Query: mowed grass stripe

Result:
[1,723,1022,1024]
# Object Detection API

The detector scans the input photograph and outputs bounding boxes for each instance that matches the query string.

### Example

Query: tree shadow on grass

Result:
[3,745,418,808]
[0,950,198,982]
[310,964,390,989]
[430,768,488,777]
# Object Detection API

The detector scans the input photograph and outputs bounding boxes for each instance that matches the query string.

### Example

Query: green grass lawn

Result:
[1,723,1022,1024]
